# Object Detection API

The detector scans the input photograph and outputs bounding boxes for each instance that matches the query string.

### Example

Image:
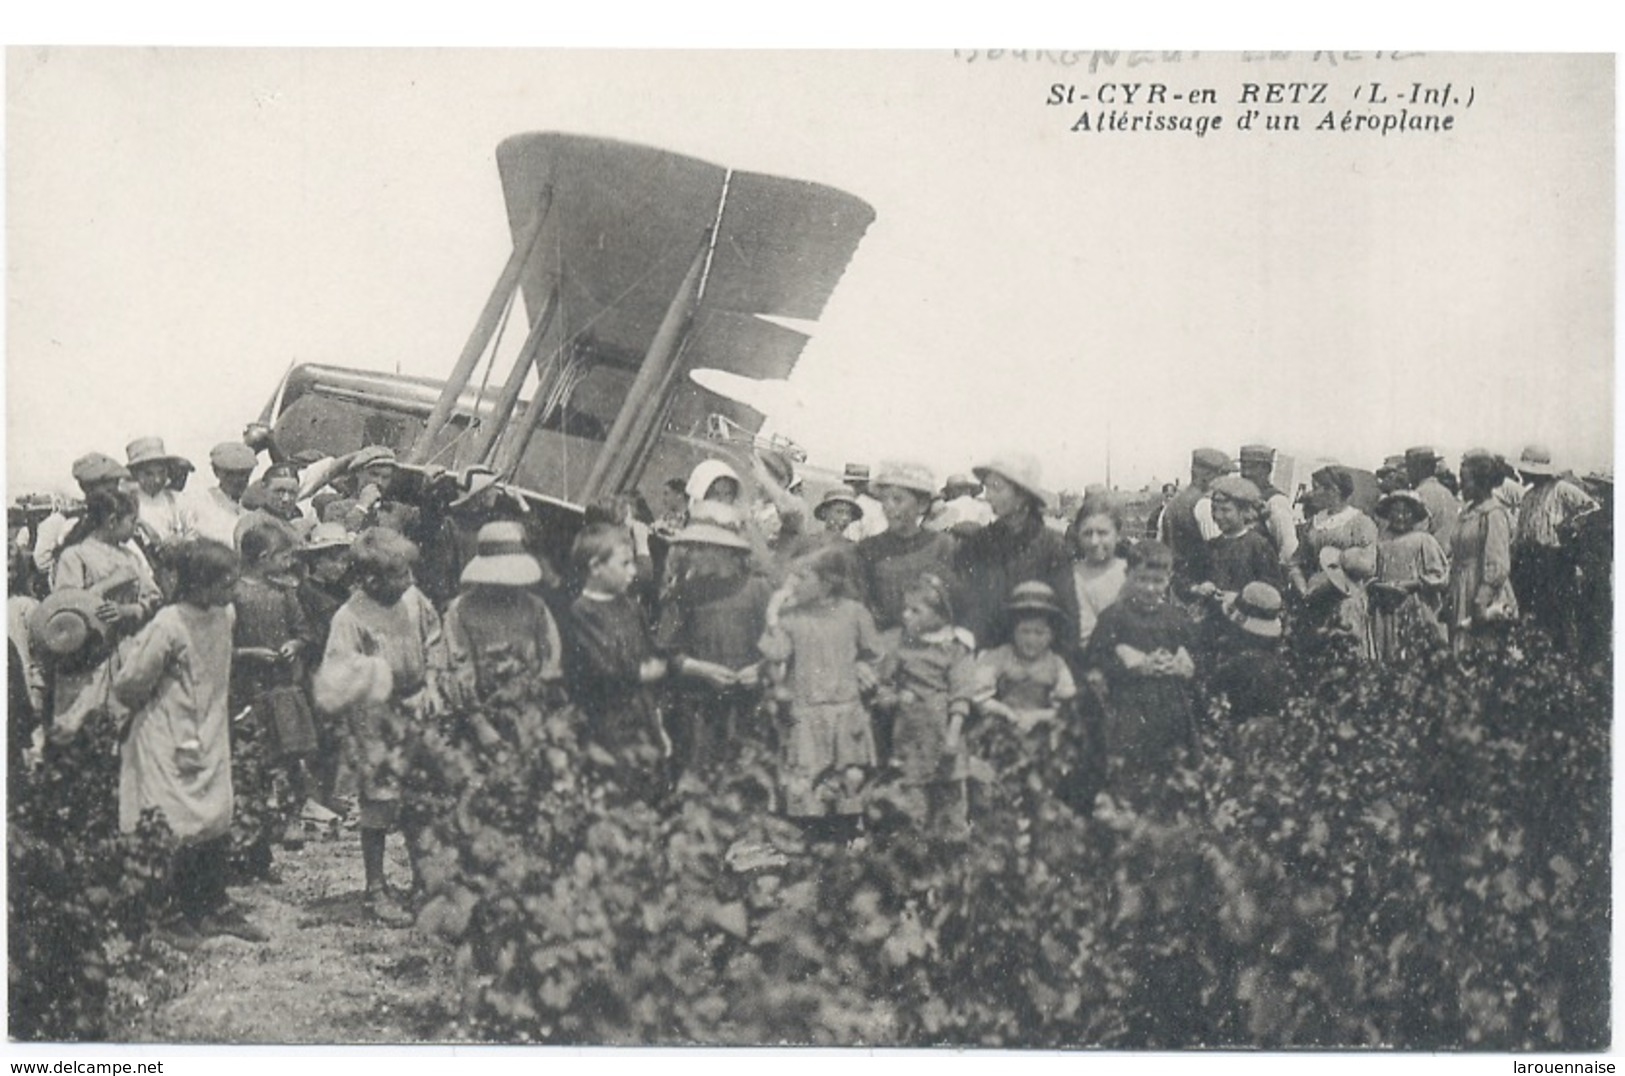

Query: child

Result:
[564,523,669,791]
[655,516,773,781]
[1067,493,1129,652]
[813,488,864,539]
[114,539,268,944]
[1207,582,1290,723]
[442,521,566,739]
[1369,490,1449,662]
[294,522,353,817]
[1081,540,1200,813]
[231,522,320,879]
[874,574,979,839]
[975,581,1078,731]
[758,545,885,840]
[314,527,445,927]
[1197,475,1283,597]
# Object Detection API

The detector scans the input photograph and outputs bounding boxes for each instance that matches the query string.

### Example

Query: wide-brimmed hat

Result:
[460,521,541,587]
[941,473,980,497]
[671,520,752,550]
[71,452,131,488]
[974,454,1054,510]
[685,459,743,504]
[687,500,746,531]
[125,437,189,470]
[28,589,114,658]
[1191,447,1237,475]
[209,442,258,472]
[349,445,398,473]
[1316,545,1376,596]
[297,521,354,555]
[1003,581,1068,633]
[1209,475,1263,506]
[1516,443,1560,477]
[1375,489,1431,521]
[1223,582,1284,638]
[813,488,864,523]
[872,460,938,498]
[1237,444,1276,466]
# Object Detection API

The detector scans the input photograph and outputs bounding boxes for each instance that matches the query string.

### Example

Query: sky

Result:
[6,48,1614,497]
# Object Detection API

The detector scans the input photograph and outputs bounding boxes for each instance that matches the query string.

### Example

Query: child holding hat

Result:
[1369,490,1449,662]
[655,512,774,781]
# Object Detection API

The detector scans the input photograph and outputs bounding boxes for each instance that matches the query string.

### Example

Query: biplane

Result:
[259,133,875,517]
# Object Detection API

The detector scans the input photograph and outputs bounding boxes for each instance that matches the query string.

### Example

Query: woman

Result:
[952,454,1078,652]
[1448,452,1519,655]
[855,461,958,635]
[1289,466,1379,661]
[50,489,162,722]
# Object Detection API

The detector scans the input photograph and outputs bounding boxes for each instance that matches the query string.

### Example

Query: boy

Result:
[313,527,444,926]
[1196,475,1284,597]
[564,524,668,794]
[1081,540,1199,814]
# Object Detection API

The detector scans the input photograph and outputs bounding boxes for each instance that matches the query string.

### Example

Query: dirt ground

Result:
[115,824,463,1045]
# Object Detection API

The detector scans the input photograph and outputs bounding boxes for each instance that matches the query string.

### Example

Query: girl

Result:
[1290,466,1379,662]
[231,522,319,880]
[50,489,161,724]
[975,581,1077,731]
[655,516,773,780]
[875,575,979,839]
[314,527,445,927]
[1066,491,1129,653]
[114,539,268,944]
[1448,452,1519,656]
[758,545,885,840]
[954,455,1078,653]
[1369,490,1449,661]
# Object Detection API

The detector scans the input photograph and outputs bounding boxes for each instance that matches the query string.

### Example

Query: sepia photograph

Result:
[4,44,1614,1054]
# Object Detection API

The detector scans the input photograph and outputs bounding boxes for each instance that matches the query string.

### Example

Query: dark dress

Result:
[655,571,774,774]
[857,528,959,633]
[1206,529,1285,593]
[565,592,663,779]
[1082,591,1199,809]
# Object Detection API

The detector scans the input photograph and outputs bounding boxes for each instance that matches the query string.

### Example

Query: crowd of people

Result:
[6,426,1612,947]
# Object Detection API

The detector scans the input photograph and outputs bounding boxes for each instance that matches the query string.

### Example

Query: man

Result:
[126,436,197,550]
[841,462,888,542]
[653,477,689,538]
[1237,444,1299,570]
[190,441,259,547]
[1159,447,1234,589]
[32,453,139,578]
[1404,446,1460,550]
[1510,443,1598,647]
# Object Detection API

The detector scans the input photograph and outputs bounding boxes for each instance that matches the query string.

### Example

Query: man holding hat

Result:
[32,452,139,578]
[1237,445,1299,569]
[1159,447,1234,589]
[126,437,198,550]
[1510,443,1598,645]
[1404,447,1460,549]
[190,441,260,547]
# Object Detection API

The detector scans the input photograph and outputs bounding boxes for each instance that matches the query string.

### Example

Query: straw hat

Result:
[941,473,980,497]
[813,488,864,523]
[1516,444,1560,478]
[125,437,189,470]
[459,521,542,587]
[298,521,354,555]
[28,589,114,659]
[973,454,1055,510]
[872,460,938,498]
[842,463,872,484]
[1375,489,1431,522]
[1223,582,1284,639]
[1317,545,1376,596]
[670,520,752,551]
